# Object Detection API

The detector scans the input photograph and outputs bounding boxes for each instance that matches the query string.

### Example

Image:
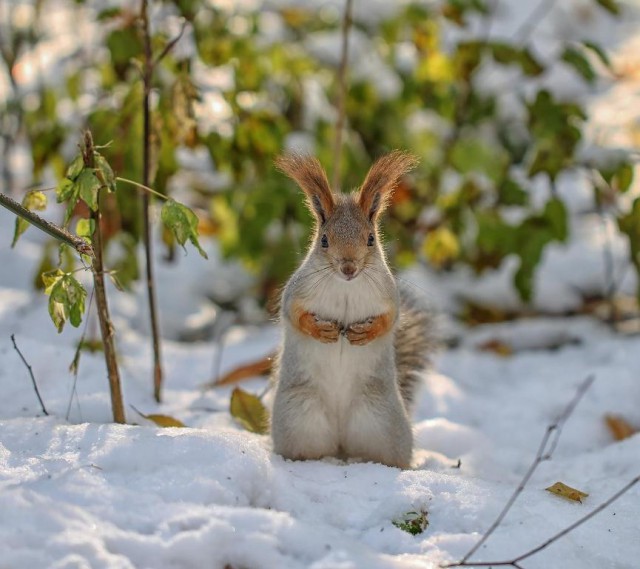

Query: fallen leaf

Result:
[477,339,513,357]
[130,405,186,428]
[145,414,187,428]
[605,414,637,441]
[205,353,275,388]
[230,387,269,434]
[545,481,589,503]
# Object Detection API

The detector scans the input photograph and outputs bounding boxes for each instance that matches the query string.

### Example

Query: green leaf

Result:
[56,176,82,225]
[12,190,48,247]
[94,153,116,192]
[230,387,269,434]
[594,0,620,15]
[75,218,95,239]
[66,154,84,180]
[498,179,529,206]
[612,163,634,193]
[161,199,208,259]
[543,198,568,241]
[77,168,101,211]
[490,43,544,76]
[392,510,429,535]
[581,41,611,69]
[43,270,87,332]
[562,46,597,84]
[617,198,640,301]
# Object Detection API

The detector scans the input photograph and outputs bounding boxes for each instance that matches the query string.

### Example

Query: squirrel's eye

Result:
[321,234,329,248]
[367,233,375,246]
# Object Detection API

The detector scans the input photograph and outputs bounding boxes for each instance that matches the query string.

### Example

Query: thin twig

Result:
[512,0,557,42]
[447,475,640,568]
[0,191,94,258]
[116,176,169,201]
[590,169,626,324]
[11,334,49,416]
[331,0,354,192]
[513,475,640,564]
[140,0,164,403]
[444,374,595,567]
[154,18,188,65]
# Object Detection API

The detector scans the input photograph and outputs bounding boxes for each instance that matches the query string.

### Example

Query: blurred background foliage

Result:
[0,0,635,311]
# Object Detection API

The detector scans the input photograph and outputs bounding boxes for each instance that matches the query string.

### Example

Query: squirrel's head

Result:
[276,151,418,282]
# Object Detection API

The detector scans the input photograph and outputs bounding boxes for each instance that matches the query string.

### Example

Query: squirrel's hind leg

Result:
[272,383,339,461]
[342,381,413,469]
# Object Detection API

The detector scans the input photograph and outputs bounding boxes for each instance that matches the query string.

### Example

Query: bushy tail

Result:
[395,284,437,410]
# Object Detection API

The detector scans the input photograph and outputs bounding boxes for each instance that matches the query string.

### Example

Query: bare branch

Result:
[11,334,49,416]
[0,191,94,258]
[514,475,640,563]
[445,475,640,568]
[154,18,188,66]
[444,374,595,567]
[140,0,164,403]
[331,0,354,192]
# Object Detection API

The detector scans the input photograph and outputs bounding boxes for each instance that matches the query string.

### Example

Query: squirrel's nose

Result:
[340,261,358,279]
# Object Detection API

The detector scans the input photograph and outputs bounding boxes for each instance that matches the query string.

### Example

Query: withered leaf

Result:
[230,387,269,434]
[545,481,589,503]
[477,339,513,357]
[131,405,186,428]
[605,414,637,441]
[205,353,275,388]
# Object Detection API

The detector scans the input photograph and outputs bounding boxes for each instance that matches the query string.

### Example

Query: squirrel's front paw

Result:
[344,318,376,346]
[312,316,341,343]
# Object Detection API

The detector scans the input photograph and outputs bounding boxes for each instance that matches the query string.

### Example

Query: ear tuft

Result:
[357,150,418,222]
[276,154,335,224]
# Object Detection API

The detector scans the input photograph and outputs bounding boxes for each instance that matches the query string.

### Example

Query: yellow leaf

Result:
[422,227,460,268]
[145,414,186,428]
[545,481,589,503]
[230,387,269,434]
[605,414,637,441]
[477,339,513,357]
[130,405,186,428]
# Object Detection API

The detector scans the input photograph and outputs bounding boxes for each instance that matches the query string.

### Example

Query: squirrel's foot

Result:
[344,318,376,346]
[291,302,340,343]
[345,312,394,346]
[312,316,341,343]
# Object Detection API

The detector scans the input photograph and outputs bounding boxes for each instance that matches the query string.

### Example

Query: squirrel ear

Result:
[276,154,335,224]
[357,151,418,222]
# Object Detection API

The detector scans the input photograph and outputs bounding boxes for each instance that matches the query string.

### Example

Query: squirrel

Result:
[270,151,435,469]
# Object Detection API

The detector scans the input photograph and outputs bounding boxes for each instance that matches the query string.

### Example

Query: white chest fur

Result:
[286,270,397,418]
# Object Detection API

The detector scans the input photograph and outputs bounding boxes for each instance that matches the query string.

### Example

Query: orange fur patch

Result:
[345,311,394,345]
[291,301,340,343]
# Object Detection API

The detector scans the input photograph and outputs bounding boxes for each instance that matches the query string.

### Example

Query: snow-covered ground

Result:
[1,199,639,569]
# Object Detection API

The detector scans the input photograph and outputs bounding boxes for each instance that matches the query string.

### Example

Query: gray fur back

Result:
[395,283,437,409]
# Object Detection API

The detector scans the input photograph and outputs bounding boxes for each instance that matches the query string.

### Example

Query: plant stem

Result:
[331,0,353,192]
[82,131,126,424]
[11,334,49,416]
[0,191,94,258]
[140,0,164,403]
[115,176,169,201]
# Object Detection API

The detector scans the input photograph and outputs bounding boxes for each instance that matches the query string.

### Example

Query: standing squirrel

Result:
[271,151,435,469]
